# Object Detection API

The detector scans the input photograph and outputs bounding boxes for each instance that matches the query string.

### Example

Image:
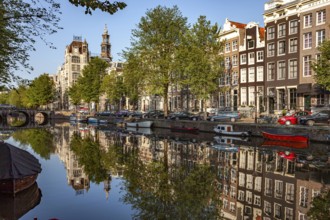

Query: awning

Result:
[312,84,330,95]
[296,83,311,94]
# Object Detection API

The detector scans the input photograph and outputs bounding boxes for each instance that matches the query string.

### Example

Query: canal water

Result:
[0,122,329,220]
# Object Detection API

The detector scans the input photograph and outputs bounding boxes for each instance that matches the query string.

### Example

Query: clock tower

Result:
[101,24,112,62]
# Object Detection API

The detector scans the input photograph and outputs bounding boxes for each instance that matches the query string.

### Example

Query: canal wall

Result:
[151,119,330,143]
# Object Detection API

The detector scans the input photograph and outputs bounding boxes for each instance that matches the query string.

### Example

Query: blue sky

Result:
[24,0,265,80]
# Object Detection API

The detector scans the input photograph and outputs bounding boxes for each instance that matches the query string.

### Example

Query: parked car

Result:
[143,110,165,119]
[128,111,143,119]
[95,111,114,117]
[277,110,311,125]
[311,104,330,114]
[207,111,241,122]
[115,110,130,117]
[169,111,201,121]
[299,110,330,126]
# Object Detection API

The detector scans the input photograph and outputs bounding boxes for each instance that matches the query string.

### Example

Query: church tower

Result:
[101,24,112,62]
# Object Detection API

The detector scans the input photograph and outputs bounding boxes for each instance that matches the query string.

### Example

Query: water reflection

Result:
[1,123,329,219]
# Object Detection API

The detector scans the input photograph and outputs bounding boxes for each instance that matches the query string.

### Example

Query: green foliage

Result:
[26,74,55,108]
[69,0,127,15]
[0,0,61,86]
[101,72,125,108]
[307,189,330,220]
[175,16,224,112]
[123,5,188,116]
[11,128,55,160]
[68,83,82,109]
[312,40,330,90]
[0,92,9,104]
[76,57,108,110]
[70,133,109,183]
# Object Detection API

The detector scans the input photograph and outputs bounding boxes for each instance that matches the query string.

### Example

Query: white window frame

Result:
[248,52,255,65]
[303,55,312,77]
[240,54,247,64]
[257,51,263,62]
[248,40,254,49]
[278,40,286,55]
[232,40,238,51]
[257,66,264,82]
[267,26,275,40]
[232,55,238,66]
[239,172,245,187]
[278,23,286,38]
[277,60,286,80]
[289,59,297,79]
[240,87,247,106]
[240,68,247,83]
[249,87,255,106]
[304,14,312,28]
[289,19,298,34]
[267,43,275,57]
[286,183,295,202]
[316,10,326,25]
[289,38,298,53]
[267,62,275,81]
[248,67,255,83]
[316,29,325,47]
[232,71,238,85]
[225,42,231,53]
[303,32,312,49]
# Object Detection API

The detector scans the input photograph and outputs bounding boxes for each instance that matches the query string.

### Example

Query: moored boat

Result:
[261,140,308,149]
[126,120,153,128]
[0,142,42,194]
[261,129,308,143]
[70,113,87,123]
[213,124,250,137]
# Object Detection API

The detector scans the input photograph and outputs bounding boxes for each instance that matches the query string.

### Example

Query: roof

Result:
[0,142,42,179]
[228,20,247,29]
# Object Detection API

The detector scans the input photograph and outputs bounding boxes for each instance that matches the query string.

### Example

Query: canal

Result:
[0,122,329,220]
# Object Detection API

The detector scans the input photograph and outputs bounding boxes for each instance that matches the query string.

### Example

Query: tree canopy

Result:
[312,39,330,90]
[69,0,126,15]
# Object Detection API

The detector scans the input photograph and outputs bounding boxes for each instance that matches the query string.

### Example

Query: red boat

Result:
[170,125,199,133]
[261,129,308,143]
[262,140,308,149]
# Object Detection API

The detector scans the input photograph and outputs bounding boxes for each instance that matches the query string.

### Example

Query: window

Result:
[229,202,236,213]
[317,94,325,105]
[316,29,325,47]
[267,63,275,81]
[248,67,255,82]
[278,61,286,79]
[72,56,80,63]
[225,42,231,52]
[289,20,298,34]
[239,173,245,187]
[240,68,247,83]
[248,52,255,65]
[254,195,261,206]
[267,26,275,40]
[303,32,312,49]
[304,14,312,28]
[299,212,307,220]
[223,199,228,209]
[232,55,238,66]
[257,66,264,82]
[238,190,245,201]
[303,55,312,77]
[264,201,271,215]
[248,40,254,49]
[245,206,252,215]
[275,180,283,198]
[255,177,262,191]
[232,71,238,85]
[300,187,309,207]
[289,88,297,109]
[278,40,286,55]
[289,59,298,79]
[232,40,238,51]
[286,183,295,202]
[240,54,247,64]
[246,191,253,204]
[316,10,326,25]
[285,208,293,220]
[289,38,298,53]
[230,186,236,199]
[274,203,282,219]
[241,87,247,106]
[225,57,231,69]
[265,178,272,196]
[249,87,255,106]
[246,174,253,189]
[267,43,275,57]
[257,51,264,62]
[278,23,286,38]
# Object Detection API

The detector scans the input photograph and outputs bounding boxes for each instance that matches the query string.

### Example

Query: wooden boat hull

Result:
[0,174,38,194]
[262,130,308,142]
[126,121,153,128]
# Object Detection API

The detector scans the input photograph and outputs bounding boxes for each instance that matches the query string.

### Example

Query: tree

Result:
[312,40,330,90]
[101,71,125,110]
[77,57,108,111]
[123,6,188,117]
[69,0,126,15]
[68,83,82,112]
[0,0,62,86]
[307,189,330,220]
[175,16,224,116]
[26,74,55,108]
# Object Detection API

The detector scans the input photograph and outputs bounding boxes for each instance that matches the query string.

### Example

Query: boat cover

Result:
[0,142,42,179]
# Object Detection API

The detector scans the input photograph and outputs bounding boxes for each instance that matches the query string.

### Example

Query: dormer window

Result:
[248,40,254,49]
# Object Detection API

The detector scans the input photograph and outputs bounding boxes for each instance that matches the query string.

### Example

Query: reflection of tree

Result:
[70,133,109,184]
[308,189,330,220]
[11,128,55,159]
[123,156,222,220]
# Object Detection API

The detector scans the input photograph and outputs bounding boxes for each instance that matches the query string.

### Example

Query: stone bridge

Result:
[0,108,54,127]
